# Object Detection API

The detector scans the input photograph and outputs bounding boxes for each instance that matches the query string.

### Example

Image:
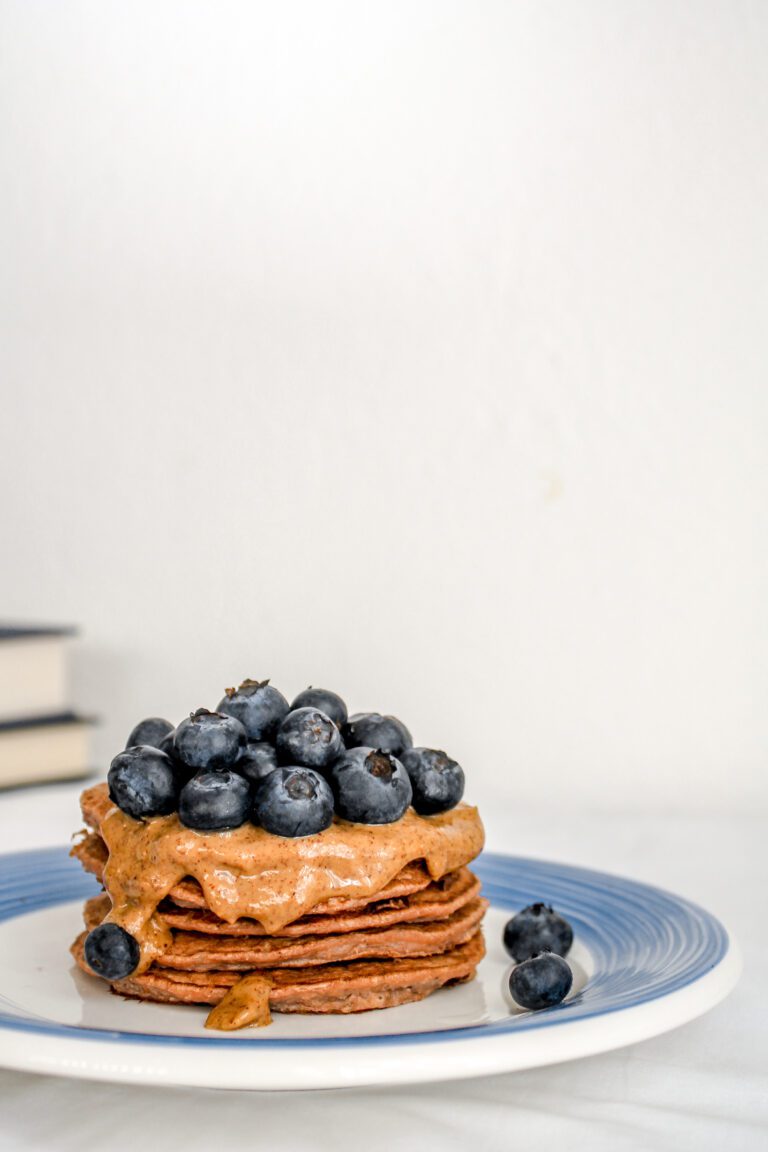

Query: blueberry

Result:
[253,766,334,837]
[236,741,279,786]
[156,730,197,785]
[158,731,176,757]
[400,747,465,815]
[217,679,290,741]
[157,728,182,763]
[330,747,413,824]
[174,708,246,771]
[125,717,174,750]
[342,713,413,758]
[178,769,251,830]
[108,746,179,819]
[290,687,348,729]
[503,903,574,962]
[509,952,573,1010]
[84,923,140,980]
[276,708,343,771]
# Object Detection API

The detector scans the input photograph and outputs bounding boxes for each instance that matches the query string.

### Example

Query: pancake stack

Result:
[71,784,487,1027]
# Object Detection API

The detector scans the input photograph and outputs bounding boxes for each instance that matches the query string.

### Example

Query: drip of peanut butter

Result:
[205,974,273,1030]
[98,796,485,973]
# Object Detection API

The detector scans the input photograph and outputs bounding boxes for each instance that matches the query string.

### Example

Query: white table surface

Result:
[0,780,765,1152]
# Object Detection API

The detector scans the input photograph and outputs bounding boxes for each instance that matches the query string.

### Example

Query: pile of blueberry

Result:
[502,903,574,1010]
[107,680,466,838]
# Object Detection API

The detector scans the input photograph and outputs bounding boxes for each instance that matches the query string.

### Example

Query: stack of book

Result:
[0,626,93,788]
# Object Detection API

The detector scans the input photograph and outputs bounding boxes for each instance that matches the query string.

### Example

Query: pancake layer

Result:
[71,783,486,1027]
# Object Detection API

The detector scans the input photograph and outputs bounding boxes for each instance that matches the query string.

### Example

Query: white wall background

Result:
[1,1,765,812]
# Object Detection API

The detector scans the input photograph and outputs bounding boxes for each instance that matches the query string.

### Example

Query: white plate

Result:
[0,847,740,1090]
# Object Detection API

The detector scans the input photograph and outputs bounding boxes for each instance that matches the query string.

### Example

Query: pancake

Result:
[82,888,487,969]
[71,929,486,1014]
[71,831,436,916]
[71,781,487,1027]
[83,866,480,938]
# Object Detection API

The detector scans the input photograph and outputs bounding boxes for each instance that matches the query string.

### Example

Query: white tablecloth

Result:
[0,782,765,1152]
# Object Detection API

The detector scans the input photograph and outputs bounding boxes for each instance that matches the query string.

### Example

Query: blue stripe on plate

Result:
[0,846,729,1048]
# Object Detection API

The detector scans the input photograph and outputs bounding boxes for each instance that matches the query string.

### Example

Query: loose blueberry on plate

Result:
[108,746,179,819]
[125,716,174,751]
[84,923,140,980]
[342,713,413,758]
[217,679,290,741]
[503,903,574,962]
[276,707,343,770]
[330,747,413,824]
[508,952,573,1010]
[253,766,334,837]
[236,741,279,786]
[400,747,465,814]
[174,708,246,771]
[290,687,348,729]
[178,769,251,830]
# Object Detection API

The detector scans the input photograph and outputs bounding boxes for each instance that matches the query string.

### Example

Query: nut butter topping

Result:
[94,784,484,973]
[204,973,273,1030]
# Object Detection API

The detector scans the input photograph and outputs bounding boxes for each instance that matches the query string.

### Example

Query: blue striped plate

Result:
[0,846,739,1089]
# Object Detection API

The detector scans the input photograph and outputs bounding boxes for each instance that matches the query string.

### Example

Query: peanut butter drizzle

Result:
[98,797,485,974]
[205,974,273,1030]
